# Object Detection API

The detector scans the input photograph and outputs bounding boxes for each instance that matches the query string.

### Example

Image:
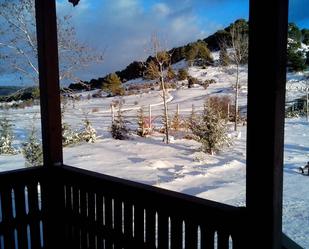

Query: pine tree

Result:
[137,107,146,137]
[103,73,124,96]
[0,117,17,155]
[166,66,176,81]
[219,48,230,66]
[178,68,188,80]
[22,124,43,167]
[188,104,197,130]
[62,122,81,147]
[79,117,97,143]
[171,106,181,131]
[191,101,230,155]
[110,104,128,140]
[144,60,160,80]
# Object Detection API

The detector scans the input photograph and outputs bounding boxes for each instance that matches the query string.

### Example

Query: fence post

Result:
[149,104,152,130]
[111,104,115,122]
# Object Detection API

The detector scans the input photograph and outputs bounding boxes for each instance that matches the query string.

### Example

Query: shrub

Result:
[110,105,128,140]
[188,76,198,88]
[178,68,188,80]
[79,117,97,143]
[191,100,230,155]
[22,125,43,167]
[0,117,18,155]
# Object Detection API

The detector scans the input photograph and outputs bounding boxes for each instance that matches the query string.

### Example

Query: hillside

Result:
[69,19,309,92]
[0,86,21,97]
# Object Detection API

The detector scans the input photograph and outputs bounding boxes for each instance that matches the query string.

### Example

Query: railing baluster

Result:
[14,185,28,249]
[157,211,169,249]
[124,201,133,240]
[2,188,14,249]
[27,183,41,248]
[185,220,198,249]
[88,191,96,248]
[104,196,113,248]
[146,208,156,247]
[134,205,144,245]
[217,230,229,249]
[171,216,183,249]
[200,227,214,249]
[80,189,88,248]
[96,194,104,249]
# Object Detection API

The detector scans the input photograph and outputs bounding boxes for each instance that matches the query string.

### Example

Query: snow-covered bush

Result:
[0,117,18,155]
[62,122,81,147]
[137,107,147,137]
[110,105,128,140]
[191,101,230,155]
[79,117,96,143]
[22,126,43,167]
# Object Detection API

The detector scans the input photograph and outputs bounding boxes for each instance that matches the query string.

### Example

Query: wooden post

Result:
[149,104,152,130]
[35,0,63,168]
[111,104,115,122]
[227,103,230,120]
[35,0,65,248]
[176,104,180,116]
[246,0,289,248]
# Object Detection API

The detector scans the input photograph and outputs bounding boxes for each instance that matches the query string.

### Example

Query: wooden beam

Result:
[35,0,63,167]
[246,0,289,248]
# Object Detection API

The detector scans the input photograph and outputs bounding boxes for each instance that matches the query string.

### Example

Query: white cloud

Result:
[153,3,171,17]
[55,0,220,80]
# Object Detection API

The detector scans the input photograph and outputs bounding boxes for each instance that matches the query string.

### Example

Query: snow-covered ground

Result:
[0,59,308,247]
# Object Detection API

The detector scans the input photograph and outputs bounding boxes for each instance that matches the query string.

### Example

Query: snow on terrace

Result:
[0,59,308,247]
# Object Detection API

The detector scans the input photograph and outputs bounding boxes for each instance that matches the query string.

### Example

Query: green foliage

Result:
[79,117,97,143]
[62,122,81,147]
[22,125,43,167]
[178,68,188,80]
[190,100,230,155]
[103,73,124,96]
[288,23,302,43]
[171,108,181,131]
[111,105,128,140]
[185,41,213,66]
[219,48,230,66]
[287,39,307,71]
[166,66,176,81]
[0,117,17,154]
[302,29,309,45]
[144,60,160,80]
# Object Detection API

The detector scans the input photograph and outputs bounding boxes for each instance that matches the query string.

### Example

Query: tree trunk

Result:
[234,64,239,131]
[160,65,169,144]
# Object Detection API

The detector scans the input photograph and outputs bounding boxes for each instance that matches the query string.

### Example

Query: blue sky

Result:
[1,0,309,86]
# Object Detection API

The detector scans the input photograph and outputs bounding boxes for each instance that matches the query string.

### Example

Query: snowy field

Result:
[0,61,308,247]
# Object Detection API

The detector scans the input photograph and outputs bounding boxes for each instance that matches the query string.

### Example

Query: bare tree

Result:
[146,34,172,143]
[0,0,103,85]
[220,22,248,131]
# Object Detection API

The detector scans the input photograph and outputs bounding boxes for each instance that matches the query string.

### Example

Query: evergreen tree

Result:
[178,68,188,80]
[185,41,213,66]
[103,73,124,96]
[219,48,230,66]
[191,100,229,155]
[144,60,160,80]
[0,117,17,155]
[79,117,97,143]
[137,107,146,137]
[287,39,307,71]
[288,23,302,43]
[171,107,181,131]
[22,124,43,167]
[302,29,309,45]
[166,66,176,81]
[110,105,128,140]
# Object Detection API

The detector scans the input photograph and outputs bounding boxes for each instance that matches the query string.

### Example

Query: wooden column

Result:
[35,0,63,168]
[35,1,64,248]
[246,0,289,248]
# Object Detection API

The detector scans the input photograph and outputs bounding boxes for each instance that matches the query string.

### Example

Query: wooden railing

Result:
[0,167,45,249]
[58,165,246,249]
[1,166,302,249]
